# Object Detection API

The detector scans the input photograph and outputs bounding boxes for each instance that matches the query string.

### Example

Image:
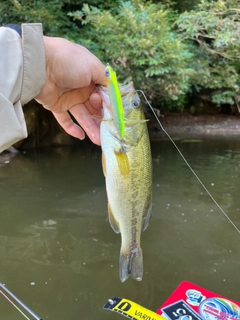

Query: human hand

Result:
[35,36,106,145]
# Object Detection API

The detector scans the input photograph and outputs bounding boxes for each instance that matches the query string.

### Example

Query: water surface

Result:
[0,139,240,319]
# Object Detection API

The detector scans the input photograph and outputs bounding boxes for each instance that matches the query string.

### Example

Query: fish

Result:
[98,80,152,282]
[105,64,125,139]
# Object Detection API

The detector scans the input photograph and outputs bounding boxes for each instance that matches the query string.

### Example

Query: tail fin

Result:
[119,247,143,282]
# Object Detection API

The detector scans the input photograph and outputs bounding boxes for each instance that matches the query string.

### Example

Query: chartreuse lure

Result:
[105,64,125,139]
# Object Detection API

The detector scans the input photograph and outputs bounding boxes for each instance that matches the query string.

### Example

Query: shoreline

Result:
[148,112,240,141]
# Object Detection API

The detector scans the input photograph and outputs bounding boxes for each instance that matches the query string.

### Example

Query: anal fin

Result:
[108,203,120,234]
[142,202,153,232]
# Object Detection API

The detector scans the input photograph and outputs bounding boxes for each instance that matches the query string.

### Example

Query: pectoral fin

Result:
[114,151,130,178]
[108,203,120,234]
[124,119,149,127]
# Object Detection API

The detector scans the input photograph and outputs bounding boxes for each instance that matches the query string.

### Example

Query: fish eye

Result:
[106,69,110,77]
[133,98,140,107]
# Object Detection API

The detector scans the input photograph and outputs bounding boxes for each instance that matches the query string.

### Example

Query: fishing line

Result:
[0,283,42,320]
[0,290,31,320]
[135,89,240,235]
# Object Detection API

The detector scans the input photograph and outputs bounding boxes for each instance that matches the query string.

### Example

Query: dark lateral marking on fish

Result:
[102,152,107,177]
[114,151,130,178]
[135,310,157,320]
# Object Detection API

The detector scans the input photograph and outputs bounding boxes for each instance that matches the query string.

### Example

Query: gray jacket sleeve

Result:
[0,23,46,152]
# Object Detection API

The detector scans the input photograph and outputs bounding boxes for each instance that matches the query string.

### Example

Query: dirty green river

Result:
[0,138,240,319]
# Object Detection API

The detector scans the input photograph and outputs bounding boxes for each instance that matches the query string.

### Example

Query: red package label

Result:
[157,281,240,320]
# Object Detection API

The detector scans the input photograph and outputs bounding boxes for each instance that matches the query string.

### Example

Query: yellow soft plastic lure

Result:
[105,64,125,139]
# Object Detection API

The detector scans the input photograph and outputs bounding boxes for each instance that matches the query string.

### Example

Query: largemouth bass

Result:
[98,81,152,282]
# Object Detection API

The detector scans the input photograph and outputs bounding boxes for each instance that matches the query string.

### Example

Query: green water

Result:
[0,139,240,319]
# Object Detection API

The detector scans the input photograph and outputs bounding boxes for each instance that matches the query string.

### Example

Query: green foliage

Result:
[0,0,120,39]
[63,0,121,11]
[173,0,200,13]
[176,0,240,105]
[1,0,240,111]
[70,0,194,108]
[0,0,75,38]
